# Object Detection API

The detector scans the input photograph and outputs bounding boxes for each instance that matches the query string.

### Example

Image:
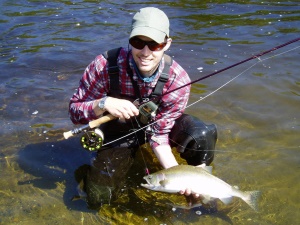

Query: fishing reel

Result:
[137,100,158,124]
[80,128,104,151]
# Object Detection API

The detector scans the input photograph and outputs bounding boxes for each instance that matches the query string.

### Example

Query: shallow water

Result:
[0,0,299,224]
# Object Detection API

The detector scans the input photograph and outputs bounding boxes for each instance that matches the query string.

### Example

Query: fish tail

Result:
[242,190,261,211]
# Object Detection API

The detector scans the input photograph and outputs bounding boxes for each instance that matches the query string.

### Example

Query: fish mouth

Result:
[140,177,156,190]
[140,183,155,189]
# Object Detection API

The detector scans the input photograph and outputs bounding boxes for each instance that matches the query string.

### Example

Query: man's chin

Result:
[138,67,153,77]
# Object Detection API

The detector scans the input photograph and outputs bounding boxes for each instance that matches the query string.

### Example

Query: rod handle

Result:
[63,130,74,139]
[88,114,117,128]
[63,114,117,139]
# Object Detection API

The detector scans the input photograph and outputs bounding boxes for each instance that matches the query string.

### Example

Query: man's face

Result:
[131,35,171,77]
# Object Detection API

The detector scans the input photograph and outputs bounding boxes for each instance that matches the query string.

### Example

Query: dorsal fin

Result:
[202,166,213,174]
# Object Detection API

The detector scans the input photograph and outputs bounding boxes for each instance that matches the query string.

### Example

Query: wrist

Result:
[98,96,107,111]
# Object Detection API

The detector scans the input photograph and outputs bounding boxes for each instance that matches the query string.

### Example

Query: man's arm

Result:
[153,144,178,169]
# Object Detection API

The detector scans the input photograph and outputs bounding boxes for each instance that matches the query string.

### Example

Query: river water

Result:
[0,0,299,224]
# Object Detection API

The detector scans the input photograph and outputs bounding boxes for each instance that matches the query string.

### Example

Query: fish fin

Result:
[203,166,213,174]
[196,163,213,174]
[219,197,233,205]
[202,195,212,204]
[159,179,170,187]
[242,190,261,211]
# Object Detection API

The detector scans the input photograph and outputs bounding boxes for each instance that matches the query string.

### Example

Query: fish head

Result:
[141,173,165,190]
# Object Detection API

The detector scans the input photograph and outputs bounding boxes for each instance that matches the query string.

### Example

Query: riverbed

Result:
[0,0,299,224]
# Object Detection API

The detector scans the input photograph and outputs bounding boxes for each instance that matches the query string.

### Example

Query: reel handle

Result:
[63,114,117,139]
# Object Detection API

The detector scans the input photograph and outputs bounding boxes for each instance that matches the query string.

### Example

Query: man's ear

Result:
[163,38,172,51]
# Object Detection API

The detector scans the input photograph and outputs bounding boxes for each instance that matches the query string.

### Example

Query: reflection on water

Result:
[0,0,299,224]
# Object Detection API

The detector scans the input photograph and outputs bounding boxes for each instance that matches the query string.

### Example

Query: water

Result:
[0,0,299,224]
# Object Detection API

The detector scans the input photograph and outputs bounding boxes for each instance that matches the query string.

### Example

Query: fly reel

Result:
[138,101,158,124]
[80,128,104,151]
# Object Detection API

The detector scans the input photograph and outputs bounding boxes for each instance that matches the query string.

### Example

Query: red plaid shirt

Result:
[69,48,191,148]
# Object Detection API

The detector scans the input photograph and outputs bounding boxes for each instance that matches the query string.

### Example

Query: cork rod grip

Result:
[63,114,117,139]
[88,114,117,128]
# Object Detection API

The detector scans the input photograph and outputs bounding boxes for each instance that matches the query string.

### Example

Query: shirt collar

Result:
[132,60,160,83]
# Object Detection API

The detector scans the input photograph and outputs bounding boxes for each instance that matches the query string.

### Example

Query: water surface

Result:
[0,0,299,224]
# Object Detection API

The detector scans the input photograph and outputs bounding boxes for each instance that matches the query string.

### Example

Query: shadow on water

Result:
[0,0,299,223]
[16,135,94,212]
[73,146,137,210]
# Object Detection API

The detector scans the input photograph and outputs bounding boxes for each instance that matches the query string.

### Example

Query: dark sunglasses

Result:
[129,37,167,51]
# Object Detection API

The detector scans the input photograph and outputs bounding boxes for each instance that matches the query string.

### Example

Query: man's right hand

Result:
[105,97,139,120]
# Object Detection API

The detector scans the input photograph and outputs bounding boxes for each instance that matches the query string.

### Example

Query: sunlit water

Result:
[0,0,299,224]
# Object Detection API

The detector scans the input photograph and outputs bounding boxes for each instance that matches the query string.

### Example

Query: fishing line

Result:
[185,44,300,110]
[153,37,300,102]
[169,44,300,151]
[103,40,300,147]
[129,117,150,175]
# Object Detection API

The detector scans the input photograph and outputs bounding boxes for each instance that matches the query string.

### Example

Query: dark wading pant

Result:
[76,114,217,209]
[169,114,217,166]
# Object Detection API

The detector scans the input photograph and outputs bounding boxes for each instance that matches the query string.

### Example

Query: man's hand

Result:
[179,189,201,206]
[178,163,207,205]
[105,97,139,120]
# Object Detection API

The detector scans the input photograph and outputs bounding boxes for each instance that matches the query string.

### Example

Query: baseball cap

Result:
[129,7,170,43]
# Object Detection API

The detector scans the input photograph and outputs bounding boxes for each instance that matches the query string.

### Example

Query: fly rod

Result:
[153,37,300,102]
[63,37,299,140]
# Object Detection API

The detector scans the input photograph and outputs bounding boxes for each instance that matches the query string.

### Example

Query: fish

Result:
[141,165,261,211]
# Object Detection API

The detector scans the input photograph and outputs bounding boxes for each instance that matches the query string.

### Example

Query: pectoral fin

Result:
[159,179,170,187]
[201,195,212,204]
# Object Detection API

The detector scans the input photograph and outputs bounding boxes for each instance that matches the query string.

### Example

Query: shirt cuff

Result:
[149,134,169,149]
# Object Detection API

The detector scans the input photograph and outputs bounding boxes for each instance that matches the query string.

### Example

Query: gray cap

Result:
[129,7,170,43]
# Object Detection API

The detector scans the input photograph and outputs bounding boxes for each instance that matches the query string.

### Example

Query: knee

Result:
[170,114,217,166]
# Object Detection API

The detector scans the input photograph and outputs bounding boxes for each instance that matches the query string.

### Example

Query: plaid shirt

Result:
[69,48,191,148]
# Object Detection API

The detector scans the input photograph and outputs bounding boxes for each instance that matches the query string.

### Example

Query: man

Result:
[69,7,217,199]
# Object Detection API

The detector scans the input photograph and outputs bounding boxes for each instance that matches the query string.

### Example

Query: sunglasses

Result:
[129,37,167,51]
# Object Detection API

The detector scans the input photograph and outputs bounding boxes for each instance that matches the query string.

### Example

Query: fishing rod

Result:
[63,37,299,148]
[152,37,300,102]
[102,42,300,148]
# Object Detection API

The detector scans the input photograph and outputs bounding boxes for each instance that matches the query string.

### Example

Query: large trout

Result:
[141,165,260,210]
